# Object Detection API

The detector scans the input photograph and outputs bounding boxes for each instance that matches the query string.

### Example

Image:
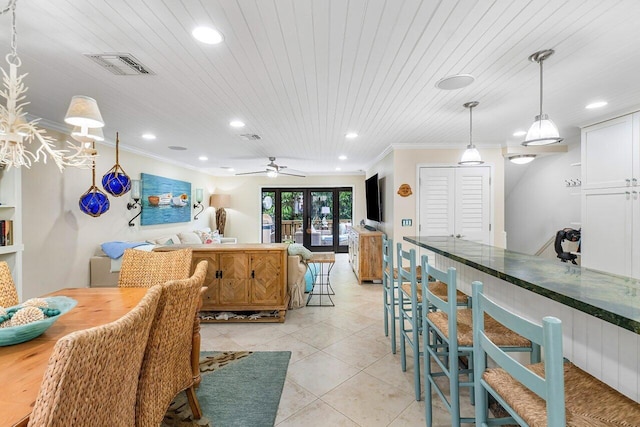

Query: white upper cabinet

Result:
[581,114,639,190]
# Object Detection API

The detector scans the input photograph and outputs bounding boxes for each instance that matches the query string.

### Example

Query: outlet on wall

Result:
[401,219,412,226]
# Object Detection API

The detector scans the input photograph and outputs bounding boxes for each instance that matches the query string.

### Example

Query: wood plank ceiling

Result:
[1,0,639,175]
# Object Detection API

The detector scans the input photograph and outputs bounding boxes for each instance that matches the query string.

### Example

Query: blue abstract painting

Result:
[141,173,191,225]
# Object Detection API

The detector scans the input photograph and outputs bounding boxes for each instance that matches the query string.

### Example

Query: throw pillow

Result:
[154,234,180,245]
[178,231,202,244]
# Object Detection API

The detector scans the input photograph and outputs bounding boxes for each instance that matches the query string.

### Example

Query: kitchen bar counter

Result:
[403,236,640,401]
[404,236,640,334]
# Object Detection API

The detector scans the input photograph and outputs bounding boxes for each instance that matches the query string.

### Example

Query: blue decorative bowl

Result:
[0,296,77,346]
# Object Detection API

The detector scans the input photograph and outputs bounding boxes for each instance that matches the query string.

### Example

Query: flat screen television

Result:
[365,174,382,222]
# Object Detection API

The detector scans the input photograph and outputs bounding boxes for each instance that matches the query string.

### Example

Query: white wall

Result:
[22,133,215,298]
[202,174,366,244]
[505,139,581,254]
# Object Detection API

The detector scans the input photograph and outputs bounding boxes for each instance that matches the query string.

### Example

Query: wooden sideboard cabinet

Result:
[155,244,289,322]
[348,226,383,284]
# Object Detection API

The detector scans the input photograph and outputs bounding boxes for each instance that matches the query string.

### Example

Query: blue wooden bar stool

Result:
[422,258,537,427]
[472,281,640,427]
[397,243,422,401]
[382,235,399,354]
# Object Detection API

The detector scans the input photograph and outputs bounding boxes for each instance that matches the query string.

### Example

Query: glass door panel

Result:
[309,191,333,249]
[261,191,275,243]
[337,189,353,250]
[280,191,304,243]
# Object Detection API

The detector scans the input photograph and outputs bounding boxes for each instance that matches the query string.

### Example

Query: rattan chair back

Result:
[0,261,18,307]
[118,248,192,288]
[28,286,162,427]
[135,260,208,427]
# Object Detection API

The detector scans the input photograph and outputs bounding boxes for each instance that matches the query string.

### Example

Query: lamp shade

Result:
[131,179,141,200]
[64,96,104,128]
[523,114,563,146]
[195,188,204,204]
[509,154,536,164]
[459,145,483,165]
[71,126,104,143]
[210,194,230,208]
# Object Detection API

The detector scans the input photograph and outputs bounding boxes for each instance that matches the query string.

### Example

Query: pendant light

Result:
[458,101,484,165]
[79,142,110,217]
[522,49,563,146]
[508,154,536,164]
[102,132,131,197]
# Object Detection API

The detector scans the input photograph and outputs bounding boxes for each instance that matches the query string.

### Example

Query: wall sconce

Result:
[210,194,231,235]
[193,188,204,220]
[127,179,142,227]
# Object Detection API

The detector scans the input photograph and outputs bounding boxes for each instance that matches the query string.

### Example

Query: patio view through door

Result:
[261,187,353,253]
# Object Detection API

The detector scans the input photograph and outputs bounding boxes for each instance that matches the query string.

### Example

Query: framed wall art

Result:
[140,173,191,225]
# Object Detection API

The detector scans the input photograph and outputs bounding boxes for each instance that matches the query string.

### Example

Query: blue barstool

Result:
[397,243,422,401]
[382,235,398,354]
[422,257,537,427]
[472,281,640,426]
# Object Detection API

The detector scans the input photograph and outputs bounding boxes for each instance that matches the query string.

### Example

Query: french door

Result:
[261,187,352,253]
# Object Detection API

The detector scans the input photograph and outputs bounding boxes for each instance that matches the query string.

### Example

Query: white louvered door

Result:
[419,166,491,244]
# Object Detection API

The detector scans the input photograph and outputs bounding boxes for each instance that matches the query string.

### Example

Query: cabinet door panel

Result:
[193,254,219,306]
[582,115,634,189]
[582,189,632,276]
[250,252,281,304]
[219,253,249,304]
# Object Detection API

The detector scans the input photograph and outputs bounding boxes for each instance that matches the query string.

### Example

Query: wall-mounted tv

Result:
[365,173,382,222]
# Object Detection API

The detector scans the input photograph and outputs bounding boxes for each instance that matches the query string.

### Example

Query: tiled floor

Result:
[199,253,471,426]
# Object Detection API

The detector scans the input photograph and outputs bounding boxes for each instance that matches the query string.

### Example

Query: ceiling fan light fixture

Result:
[509,154,536,164]
[267,170,278,178]
[459,101,484,165]
[522,49,563,146]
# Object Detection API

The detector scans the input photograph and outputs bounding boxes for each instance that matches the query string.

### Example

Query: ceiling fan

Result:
[236,157,306,178]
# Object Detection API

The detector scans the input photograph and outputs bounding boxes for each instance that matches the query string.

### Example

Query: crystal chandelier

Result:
[0,0,95,171]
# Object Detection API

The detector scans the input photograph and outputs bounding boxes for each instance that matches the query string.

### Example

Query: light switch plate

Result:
[401,219,412,226]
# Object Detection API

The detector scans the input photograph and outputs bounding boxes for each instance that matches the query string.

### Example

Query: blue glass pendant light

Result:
[102,132,131,197]
[79,143,110,217]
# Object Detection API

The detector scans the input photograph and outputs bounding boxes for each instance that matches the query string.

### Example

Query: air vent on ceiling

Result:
[239,134,262,141]
[84,53,155,75]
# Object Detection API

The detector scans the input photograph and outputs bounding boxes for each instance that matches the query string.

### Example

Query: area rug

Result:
[162,351,291,427]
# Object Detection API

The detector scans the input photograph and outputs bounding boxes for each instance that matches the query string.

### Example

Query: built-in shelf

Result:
[0,205,16,209]
[0,244,23,255]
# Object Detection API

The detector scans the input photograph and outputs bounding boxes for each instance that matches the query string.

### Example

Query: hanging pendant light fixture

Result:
[508,154,536,164]
[458,101,484,165]
[0,0,93,171]
[79,142,110,217]
[522,49,563,146]
[101,132,131,197]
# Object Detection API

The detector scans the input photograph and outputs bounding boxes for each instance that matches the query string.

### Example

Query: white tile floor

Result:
[199,253,471,426]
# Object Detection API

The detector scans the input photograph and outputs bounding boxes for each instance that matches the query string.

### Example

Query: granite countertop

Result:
[404,236,640,334]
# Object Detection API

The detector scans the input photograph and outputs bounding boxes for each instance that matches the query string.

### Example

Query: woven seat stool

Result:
[422,258,537,427]
[397,243,423,401]
[472,281,640,427]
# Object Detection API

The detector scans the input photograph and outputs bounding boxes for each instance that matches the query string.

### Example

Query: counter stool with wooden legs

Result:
[422,257,538,427]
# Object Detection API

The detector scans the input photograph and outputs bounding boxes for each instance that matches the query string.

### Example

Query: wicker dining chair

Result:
[135,260,208,427]
[27,286,162,427]
[0,261,18,307]
[118,248,193,288]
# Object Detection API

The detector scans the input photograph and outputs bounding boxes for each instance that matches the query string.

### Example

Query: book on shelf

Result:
[0,220,13,246]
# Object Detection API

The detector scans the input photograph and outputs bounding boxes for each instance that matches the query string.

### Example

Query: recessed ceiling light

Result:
[345,132,358,139]
[199,156,208,161]
[229,120,245,128]
[168,146,187,151]
[338,155,347,160]
[513,130,527,137]
[192,26,224,45]
[335,167,342,171]
[142,133,156,140]
[585,101,608,109]
[435,74,475,90]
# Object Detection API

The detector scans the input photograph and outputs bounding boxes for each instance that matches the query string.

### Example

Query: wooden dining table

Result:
[0,287,148,427]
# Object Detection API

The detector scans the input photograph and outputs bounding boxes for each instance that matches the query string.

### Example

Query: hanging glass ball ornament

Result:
[102,168,131,196]
[102,132,131,197]
[79,186,110,217]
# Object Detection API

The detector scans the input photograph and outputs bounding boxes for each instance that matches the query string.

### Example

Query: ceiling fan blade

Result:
[235,170,265,176]
[279,171,306,177]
